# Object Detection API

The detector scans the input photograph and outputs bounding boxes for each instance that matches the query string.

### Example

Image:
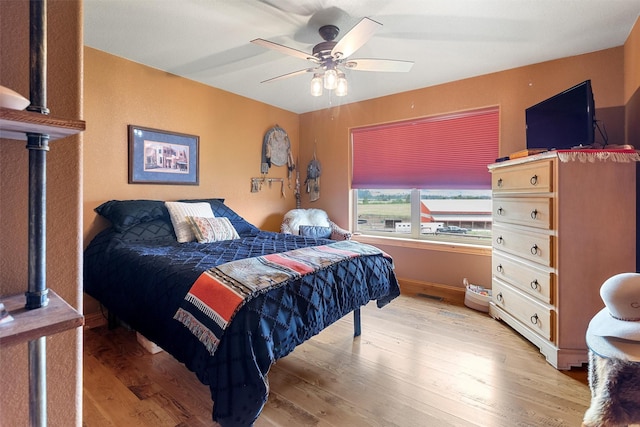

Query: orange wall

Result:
[624,17,640,147]
[83,47,300,243]
[299,47,626,290]
[625,16,640,102]
[0,1,83,425]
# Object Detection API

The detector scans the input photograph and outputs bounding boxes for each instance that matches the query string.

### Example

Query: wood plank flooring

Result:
[83,294,591,426]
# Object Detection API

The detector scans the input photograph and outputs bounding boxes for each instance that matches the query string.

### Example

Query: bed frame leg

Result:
[353,308,361,337]
[107,311,118,330]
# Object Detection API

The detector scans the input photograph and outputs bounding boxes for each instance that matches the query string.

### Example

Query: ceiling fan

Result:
[251,17,414,96]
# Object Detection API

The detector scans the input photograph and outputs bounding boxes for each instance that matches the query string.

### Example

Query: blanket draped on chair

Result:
[174,240,389,355]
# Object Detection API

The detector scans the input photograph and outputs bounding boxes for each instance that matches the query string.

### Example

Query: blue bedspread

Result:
[84,228,400,426]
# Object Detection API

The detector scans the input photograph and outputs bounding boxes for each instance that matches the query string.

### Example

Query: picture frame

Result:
[128,125,199,185]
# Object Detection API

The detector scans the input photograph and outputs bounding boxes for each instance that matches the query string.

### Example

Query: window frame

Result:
[352,189,493,248]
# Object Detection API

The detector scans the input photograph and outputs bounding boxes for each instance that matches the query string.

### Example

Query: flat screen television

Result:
[525,80,596,150]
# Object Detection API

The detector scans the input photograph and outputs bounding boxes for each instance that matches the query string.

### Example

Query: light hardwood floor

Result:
[83,294,591,426]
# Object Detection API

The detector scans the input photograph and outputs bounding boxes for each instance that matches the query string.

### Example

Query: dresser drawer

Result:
[493,197,553,230]
[492,251,554,304]
[492,160,552,194]
[492,224,554,267]
[492,279,554,341]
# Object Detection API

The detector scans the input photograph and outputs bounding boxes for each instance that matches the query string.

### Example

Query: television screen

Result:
[525,80,595,150]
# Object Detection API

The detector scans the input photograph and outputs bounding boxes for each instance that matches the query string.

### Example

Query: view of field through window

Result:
[355,189,493,245]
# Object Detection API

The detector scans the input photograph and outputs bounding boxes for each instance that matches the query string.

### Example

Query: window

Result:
[351,107,499,246]
[354,189,493,245]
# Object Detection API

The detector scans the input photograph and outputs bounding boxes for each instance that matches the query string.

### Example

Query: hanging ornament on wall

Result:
[305,150,321,202]
[261,125,294,173]
[294,158,301,208]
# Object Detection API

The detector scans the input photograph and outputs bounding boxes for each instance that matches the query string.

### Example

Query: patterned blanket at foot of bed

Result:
[174,240,390,356]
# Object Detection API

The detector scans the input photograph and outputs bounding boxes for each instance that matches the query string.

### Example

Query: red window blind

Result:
[351,107,499,189]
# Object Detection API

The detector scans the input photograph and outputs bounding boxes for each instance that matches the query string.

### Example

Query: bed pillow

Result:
[299,225,332,239]
[94,199,168,232]
[165,201,215,243]
[117,219,176,242]
[181,198,260,236]
[187,216,240,243]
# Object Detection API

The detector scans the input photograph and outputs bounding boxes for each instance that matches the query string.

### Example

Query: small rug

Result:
[583,350,640,427]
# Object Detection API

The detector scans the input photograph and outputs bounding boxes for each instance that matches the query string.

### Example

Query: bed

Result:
[83,198,400,426]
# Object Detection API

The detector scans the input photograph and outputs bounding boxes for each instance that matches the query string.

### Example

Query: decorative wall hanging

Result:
[128,125,199,185]
[261,125,295,175]
[305,151,321,202]
[250,177,285,197]
[294,158,301,208]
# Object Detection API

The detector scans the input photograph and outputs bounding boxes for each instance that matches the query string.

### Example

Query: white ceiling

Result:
[84,0,640,114]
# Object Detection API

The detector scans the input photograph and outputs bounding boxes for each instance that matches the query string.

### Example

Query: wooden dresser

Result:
[488,150,637,369]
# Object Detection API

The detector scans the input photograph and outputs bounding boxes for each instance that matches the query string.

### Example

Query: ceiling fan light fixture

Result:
[254,18,414,103]
[310,73,323,96]
[336,72,348,96]
[324,68,338,90]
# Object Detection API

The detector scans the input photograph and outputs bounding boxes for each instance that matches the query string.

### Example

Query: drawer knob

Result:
[530,174,538,186]
[530,313,540,325]
[497,207,504,216]
[530,279,540,291]
[530,209,538,219]
[496,264,504,273]
[497,178,503,187]
[496,292,503,302]
[496,236,504,245]
[530,244,539,255]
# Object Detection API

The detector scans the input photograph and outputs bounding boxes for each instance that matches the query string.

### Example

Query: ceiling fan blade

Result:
[331,17,382,59]
[251,38,318,63]
[261,68,316,83]
[345,58,414,72]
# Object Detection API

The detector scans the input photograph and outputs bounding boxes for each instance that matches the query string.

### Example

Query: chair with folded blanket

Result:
[281,208,351,241]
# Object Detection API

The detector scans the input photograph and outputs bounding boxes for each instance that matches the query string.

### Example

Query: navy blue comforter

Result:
[84,227,400,426]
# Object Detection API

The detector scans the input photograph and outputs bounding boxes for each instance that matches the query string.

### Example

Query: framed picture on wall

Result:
[128,125,199,185]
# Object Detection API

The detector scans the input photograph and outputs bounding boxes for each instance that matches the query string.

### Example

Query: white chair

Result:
[281,208,351,241]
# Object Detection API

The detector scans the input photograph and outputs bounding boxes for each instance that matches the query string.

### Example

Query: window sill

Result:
[352,233,492,257]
